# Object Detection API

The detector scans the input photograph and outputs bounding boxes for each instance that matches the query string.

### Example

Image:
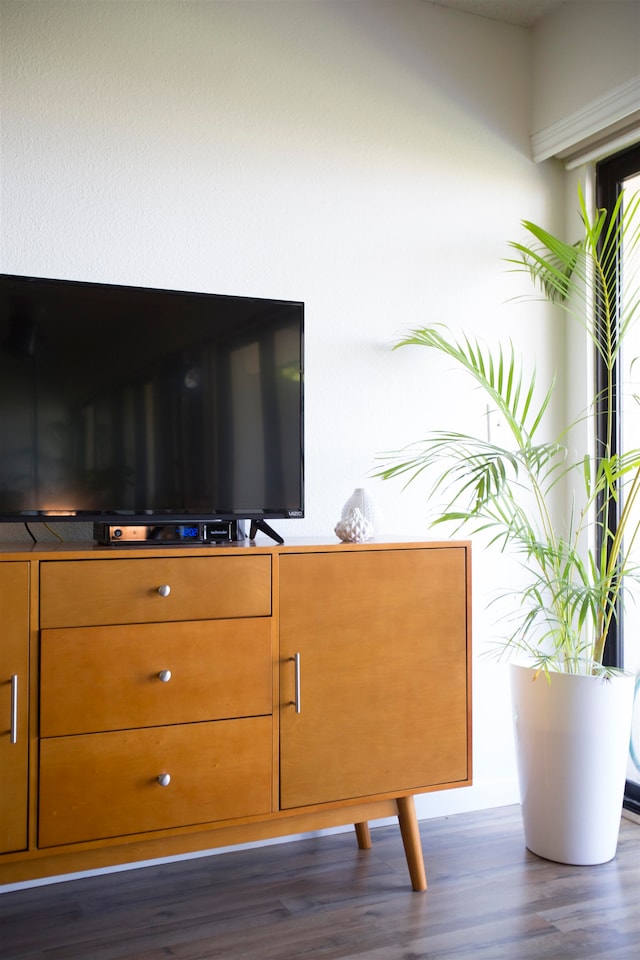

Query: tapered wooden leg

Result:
[354,821,372,850]
[396,795,427,892]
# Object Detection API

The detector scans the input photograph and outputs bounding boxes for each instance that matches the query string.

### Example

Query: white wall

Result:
[532,0,640,158]
[533,0,639,132]
[0,0,565,846]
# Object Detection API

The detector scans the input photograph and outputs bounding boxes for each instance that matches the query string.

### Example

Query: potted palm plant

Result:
[377,185,640,864]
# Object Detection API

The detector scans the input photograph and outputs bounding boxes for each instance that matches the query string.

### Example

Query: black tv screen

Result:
[0,274,304,526]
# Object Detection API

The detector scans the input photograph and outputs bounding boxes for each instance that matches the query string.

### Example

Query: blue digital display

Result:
[178,526,200,539]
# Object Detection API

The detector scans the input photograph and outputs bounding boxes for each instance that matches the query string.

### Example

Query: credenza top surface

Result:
[0,536,471,562]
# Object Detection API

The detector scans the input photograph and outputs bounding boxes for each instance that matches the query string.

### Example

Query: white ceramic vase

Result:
[340,488,378,532]
[510,664,635,865]
[334,507,373,543]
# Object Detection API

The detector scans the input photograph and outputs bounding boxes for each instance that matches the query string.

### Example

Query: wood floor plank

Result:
[0,806,637,959]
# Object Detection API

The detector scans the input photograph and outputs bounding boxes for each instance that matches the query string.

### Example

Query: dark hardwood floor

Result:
[1,805,638,960]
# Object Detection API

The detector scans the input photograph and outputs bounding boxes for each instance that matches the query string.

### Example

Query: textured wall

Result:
[0,0,564,823]
[532,0,640,139]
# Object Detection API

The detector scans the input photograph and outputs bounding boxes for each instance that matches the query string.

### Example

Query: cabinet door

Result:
[0,562,29,852]
[279,547,470,809]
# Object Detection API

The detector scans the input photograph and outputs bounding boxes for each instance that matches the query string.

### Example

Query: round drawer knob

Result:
[158,669,172,683]
[158,773,171,787]
[157,584,171,597]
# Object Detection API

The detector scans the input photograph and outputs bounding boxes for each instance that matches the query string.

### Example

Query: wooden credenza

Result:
[0,538,472,891]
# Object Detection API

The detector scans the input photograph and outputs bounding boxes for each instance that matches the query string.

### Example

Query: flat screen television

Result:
[0,273,304,541]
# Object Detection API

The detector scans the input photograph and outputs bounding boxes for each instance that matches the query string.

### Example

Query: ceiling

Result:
[424,0,566,27]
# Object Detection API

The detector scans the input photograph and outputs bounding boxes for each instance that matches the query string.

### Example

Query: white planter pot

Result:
[510,664,635,865]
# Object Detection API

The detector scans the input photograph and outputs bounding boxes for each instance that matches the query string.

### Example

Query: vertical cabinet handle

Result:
[294,652,301,714]
[10,674,18,745]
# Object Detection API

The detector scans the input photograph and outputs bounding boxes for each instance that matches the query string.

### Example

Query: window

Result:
[596,143,640,814]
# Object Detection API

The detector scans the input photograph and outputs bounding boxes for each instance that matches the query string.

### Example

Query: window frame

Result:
[595,142,640,815]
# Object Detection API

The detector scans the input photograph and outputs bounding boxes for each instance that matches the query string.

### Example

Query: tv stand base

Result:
[249,519,284,544]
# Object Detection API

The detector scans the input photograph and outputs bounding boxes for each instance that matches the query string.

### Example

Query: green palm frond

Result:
[376,185,640,674]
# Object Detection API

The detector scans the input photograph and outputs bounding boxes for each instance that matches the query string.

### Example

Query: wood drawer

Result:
[39,555,271,627]
[40,618,273,737]
[38,716,272,847]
